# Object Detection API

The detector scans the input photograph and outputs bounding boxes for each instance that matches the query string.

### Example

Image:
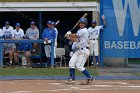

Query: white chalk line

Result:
[110,82,129,85]
[0,81,47,85]
[11,88,97,93]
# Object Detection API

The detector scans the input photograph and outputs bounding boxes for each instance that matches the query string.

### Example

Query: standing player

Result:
[25,21,39,40]
[88,15,106,67]
[52,21,58,48]
[65,18,93,84]
[0,28,3,39]
[52,21,58,60]
[42,20,56,67]
[12,23,24,39]
[3,21,14,39]
[25,21,39,52]
[3,21,16,65]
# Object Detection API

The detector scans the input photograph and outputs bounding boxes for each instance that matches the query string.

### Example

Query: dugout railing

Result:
[0,39,55,68]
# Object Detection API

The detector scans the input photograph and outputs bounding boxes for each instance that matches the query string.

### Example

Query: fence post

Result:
[100,0,104,67]
[39,11,42,38]
[0,43,3,68]
[51,40,55,68]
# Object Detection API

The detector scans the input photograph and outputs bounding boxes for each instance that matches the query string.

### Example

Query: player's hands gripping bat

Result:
[70,13,88,32]
[64,13,88,38]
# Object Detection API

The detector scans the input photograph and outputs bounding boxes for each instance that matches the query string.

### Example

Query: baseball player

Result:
[12,23,24,39]
[14,36,33,65]
[0,28,3,39]
[52,21,58,48]
[88,15,106,67]
[25,21,39,40]
[25,21,39,52]
[42,20,56,67]
[2,21,16,65]
[65,18,93,84]
[3,21,14,39]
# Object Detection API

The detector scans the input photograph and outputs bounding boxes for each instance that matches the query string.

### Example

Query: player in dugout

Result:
[3,21,16,66]
[14,36,33,65]
[25,21,39,52]
[42,20,56,67]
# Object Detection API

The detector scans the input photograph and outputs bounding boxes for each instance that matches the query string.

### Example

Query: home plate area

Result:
[0,80,140,93]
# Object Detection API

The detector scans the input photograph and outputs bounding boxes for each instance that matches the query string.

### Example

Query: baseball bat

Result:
[64,13,88,38]
[55,20,60,26]
[70,13,88,32]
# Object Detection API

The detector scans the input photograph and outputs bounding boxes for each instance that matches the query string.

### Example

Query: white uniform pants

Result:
[44,45,56,58]
[89,40,99,56]
[69,49,90,72]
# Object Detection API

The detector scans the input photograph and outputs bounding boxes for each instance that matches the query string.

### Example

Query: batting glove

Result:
[65,31,71,37]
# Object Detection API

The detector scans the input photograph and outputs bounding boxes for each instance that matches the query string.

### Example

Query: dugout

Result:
[0,2,99,66]
[0,2,98,46]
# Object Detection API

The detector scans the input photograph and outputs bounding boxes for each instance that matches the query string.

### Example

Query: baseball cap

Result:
[30,21,35,25]
[15,23,20,27]
[91,20,97,24]
[51,22,55,25]
[47,20,53,25]
[5,21,10,25]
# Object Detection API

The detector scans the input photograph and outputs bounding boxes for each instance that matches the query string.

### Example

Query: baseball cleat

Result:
[65,78,76,84]
[86,76,94,85]
[6,62,12,66]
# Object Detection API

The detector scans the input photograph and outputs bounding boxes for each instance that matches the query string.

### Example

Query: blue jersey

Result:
[18,43,33,51]
[42,28,56,40]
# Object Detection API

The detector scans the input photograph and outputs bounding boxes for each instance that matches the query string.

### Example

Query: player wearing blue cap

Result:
[42,20,56,67]
[88,15,106,67]
[13,23,24,39]
[3,21,14,39]
[3,21,16,65]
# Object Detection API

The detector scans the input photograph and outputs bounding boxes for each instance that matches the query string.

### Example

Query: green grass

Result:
[0,68,98,76]
[133,72,140,76]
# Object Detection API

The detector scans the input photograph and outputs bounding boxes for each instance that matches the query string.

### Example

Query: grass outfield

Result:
[134,72,140,76]
[0,68,98,76]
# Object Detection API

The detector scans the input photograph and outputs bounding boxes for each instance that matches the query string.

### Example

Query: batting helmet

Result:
[91,20,97,24]
[15,23,20,27]
[79,18,88,24]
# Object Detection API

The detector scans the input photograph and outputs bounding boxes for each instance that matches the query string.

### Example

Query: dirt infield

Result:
[0,80,140,93]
